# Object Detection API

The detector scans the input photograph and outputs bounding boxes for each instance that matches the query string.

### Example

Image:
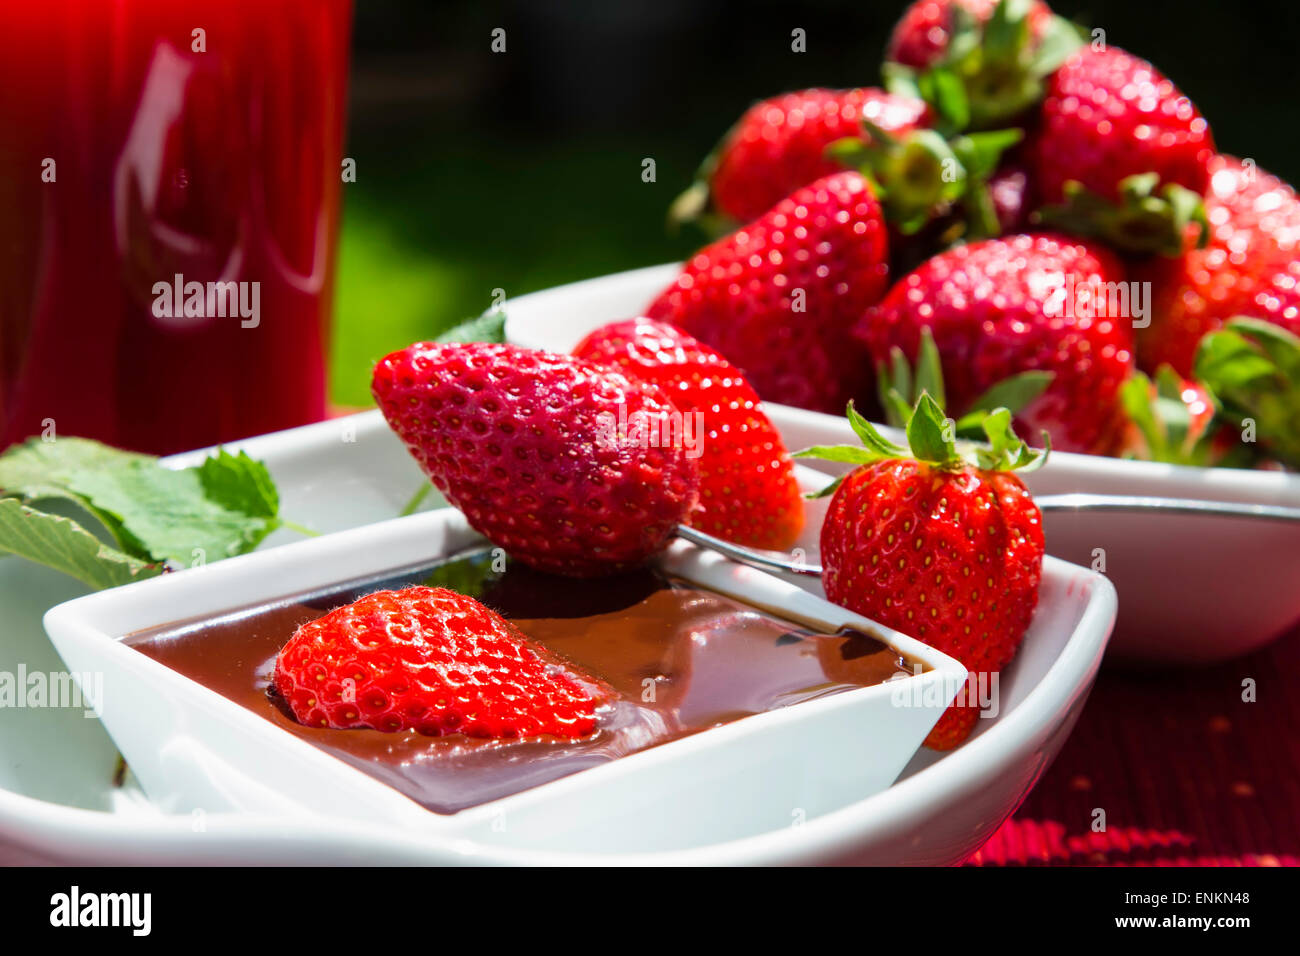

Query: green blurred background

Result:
[331,0,1300,408]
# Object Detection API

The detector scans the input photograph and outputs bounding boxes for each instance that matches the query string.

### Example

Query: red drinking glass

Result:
[0,1,352,454]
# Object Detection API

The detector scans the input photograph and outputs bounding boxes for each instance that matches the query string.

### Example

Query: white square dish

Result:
[503,263,1300,665]
[21,454,1116,865]
[43,504,969,857]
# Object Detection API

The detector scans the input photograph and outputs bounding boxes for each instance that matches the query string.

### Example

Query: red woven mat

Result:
[966,623,1300,866]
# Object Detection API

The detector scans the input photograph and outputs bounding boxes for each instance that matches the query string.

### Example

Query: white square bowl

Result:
[503,263,1300,665]
[33,462,1115,865]
[42,504,970,858]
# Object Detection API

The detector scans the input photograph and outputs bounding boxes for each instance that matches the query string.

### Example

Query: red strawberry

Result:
[649,171,890,414]
[803,398,1045,750]
[1034,46,1213,204]
[1137,155,1300,375]
[858,233,1134,454]
[372,343,699,577]
[685,88,929,227]
[887,0,1053,71]
[573,318,804,551]
[274,586,611,739]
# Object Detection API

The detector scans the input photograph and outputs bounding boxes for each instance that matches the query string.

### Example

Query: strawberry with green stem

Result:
[881,326,1226,467]
[884,0,1083,131]
[827,119,1025,242]
[874,326,1055,440]
[1030,46,1215,256]
[1136,155,1300,376]
[858,233,1135,455]
[669,88,930,233]
[797,394,1047,750]
[1195,318,1300,469]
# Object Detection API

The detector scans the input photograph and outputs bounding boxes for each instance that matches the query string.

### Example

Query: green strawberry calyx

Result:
[1194,317,1300,469]
[884,0,1085,132]
[794,391,1050,499]
[827,122,1023,240]
[1034,172,1210,257]
[875,327,1054,436]
[1118,366,1234,467]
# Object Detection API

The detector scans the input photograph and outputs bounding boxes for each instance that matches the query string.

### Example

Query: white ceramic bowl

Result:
[43,505,969,858]
[503,263,1300,666]
[33,464,1114,864]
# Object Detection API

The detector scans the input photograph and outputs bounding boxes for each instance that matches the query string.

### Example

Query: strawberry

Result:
[274,586,611,739]
[573,318,804,551]
[883,0,1078,130]
[799,397,1045,750]
[648,171,890,414]
[886,0,1053,72]
[371,342,699,577]
[1136,155,1300,375]
[1030,46,1215,254]
[858,233,1134,454]
[670,88,929,230]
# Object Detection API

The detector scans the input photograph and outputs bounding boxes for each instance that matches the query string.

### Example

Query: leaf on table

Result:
[63,461,280,566]
[0,437,150,551]
[0,436,285,587]
[197,449,279,518]
[0,498,161,591]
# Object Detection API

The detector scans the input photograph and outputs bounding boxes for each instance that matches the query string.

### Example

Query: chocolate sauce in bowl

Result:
[126,550,916,814]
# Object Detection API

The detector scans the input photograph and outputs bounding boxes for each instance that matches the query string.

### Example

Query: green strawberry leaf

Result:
[791,445,883,465]
[435,309,507,345]
[803,473,849,500]
[198,449,279,519]
[63,463,279,566]
[846,401,908,457]
[907,392,960,465]
[955,370,1054,433]
[1037,175,1208,256]
[1030,15,1086,76]
[1196,318,1300,467]
[914,328,947,413]
[975,409,1050,472]
[918,69,971,137]
[797,386,1049,476]
[0,437,293,588]
[983,0,1032,64]
[0,498,161,591]
[0,437,149,553]
[951,129,1024,182]
[881,62,923,100]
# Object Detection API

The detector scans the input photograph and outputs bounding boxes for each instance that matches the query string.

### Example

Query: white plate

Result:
[504,263,1300,665]
[4,419,1114,864]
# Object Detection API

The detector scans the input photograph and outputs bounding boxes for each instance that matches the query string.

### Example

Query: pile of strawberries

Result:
[282,0,1300,753]
[661,0,1300,469]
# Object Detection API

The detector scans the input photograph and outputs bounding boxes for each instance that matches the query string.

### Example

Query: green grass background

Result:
[328,132,701,408]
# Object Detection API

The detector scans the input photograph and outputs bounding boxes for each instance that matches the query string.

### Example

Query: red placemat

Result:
[966,623,1300,866]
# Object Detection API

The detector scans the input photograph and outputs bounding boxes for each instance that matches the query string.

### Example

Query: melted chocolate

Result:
[126,549,914,814]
